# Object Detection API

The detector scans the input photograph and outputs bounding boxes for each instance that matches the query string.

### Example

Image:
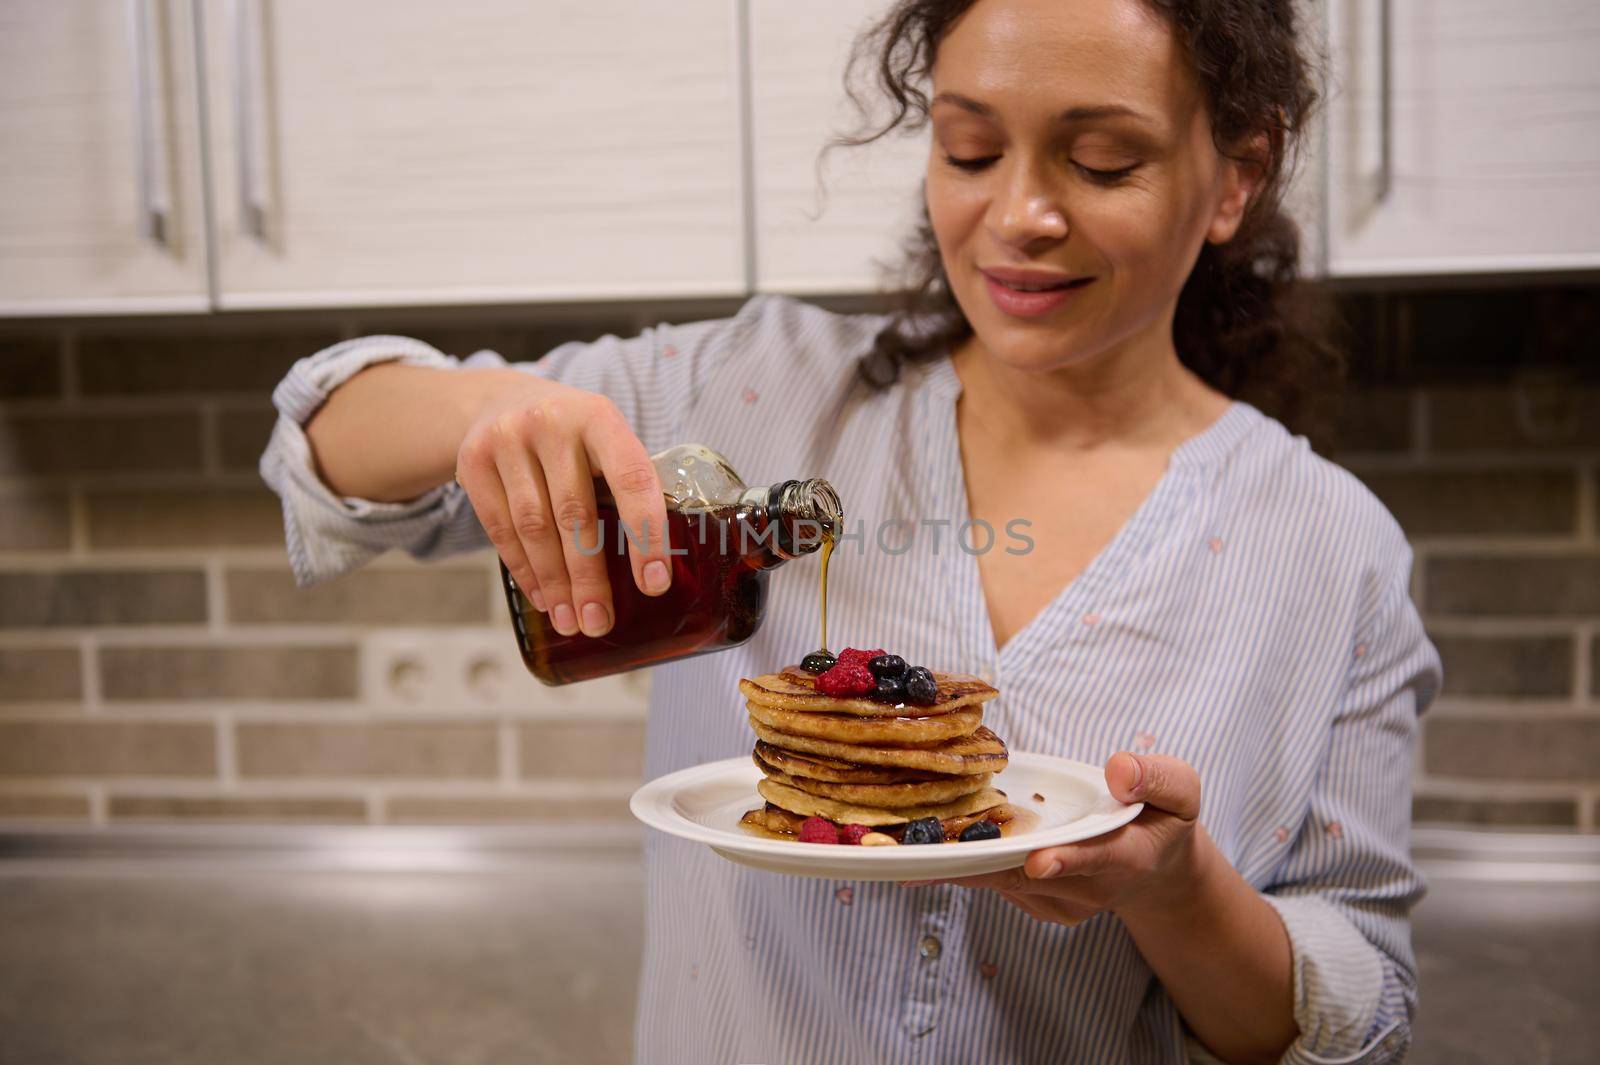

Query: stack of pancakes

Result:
[738,664,1012,839]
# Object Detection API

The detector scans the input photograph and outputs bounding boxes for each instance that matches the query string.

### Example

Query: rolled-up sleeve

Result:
[259,298,761,587]
[1261,544,1443,1065]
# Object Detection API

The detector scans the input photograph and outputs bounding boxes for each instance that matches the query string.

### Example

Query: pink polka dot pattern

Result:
[835,886,854,906]
[1207,537,1223,554]
[1273,826,1291,844]
[1326,821,1344,839]
[980,961,999,980]
[1354,643,1368,659]
[741,387,759,404]
[661,344,679,358]
[1134,731,1156,751]
[1082,612,1101,627]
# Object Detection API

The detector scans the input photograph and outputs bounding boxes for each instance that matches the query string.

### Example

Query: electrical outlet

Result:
[362,631,651,714]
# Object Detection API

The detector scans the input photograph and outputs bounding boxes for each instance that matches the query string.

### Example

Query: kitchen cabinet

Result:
[748,0,927,294]
[1324,0,1600,276]
[0,0,210,315]
[200,0,744,309]
[4,1,1596,320]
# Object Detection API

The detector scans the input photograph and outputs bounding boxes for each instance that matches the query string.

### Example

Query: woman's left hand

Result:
[899,751,1210,926]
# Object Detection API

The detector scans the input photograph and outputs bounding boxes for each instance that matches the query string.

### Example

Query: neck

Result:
[949,322,1229,457]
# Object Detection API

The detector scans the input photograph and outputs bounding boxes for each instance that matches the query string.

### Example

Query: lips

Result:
[981,270,1093,318]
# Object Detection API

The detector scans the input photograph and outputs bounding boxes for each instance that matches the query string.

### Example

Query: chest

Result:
[960,444,1168,652]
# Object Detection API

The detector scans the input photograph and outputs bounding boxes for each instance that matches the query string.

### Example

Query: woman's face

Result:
[927,0,1260,374]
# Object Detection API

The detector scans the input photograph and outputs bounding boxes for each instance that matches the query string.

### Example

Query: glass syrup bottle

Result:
[501,443,842,685]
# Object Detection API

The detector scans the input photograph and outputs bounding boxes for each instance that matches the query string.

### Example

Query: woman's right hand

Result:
[453,373,672,638]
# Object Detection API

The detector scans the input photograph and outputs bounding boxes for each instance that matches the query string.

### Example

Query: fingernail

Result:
[580,601,611,637]
[1041,859,1062,878]
[552,603,578,636]
[644,560,669,594]
[1127,754,1145,794]
[529,587,547,613]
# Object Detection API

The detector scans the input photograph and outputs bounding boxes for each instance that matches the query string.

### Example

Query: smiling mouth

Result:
[981,273,1093,293]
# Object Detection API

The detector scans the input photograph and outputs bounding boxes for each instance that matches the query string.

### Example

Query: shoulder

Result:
[720,293,892,376]
[1224,403,1414,582]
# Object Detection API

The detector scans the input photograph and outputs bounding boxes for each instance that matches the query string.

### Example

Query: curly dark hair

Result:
[825,0,1344,450]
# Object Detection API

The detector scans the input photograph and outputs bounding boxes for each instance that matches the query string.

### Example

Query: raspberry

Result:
[835,647,887,670]
[816,661,875,696]
[839,823,872,845]
[798,816,839,844]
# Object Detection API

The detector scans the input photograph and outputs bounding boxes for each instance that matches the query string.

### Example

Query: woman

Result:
[263,0,1441,1062]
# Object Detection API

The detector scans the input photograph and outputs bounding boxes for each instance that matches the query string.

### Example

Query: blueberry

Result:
[869,674,906,703]
[958,820,1001,842]
[868,654,907,680]
[801,650,836,674]
[901,816,944,845]
[903,666,938,706]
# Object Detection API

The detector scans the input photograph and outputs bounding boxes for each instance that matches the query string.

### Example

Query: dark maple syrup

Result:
[817,533,835,653]
[503,473,840,685]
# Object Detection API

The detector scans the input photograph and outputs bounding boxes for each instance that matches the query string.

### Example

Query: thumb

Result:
[1105,751,1200,821]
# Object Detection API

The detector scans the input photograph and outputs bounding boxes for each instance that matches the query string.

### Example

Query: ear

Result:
[1205,130,1271,245]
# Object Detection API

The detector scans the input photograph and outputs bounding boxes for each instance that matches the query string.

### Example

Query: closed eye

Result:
[943,154,1140,184]
[1076,162,1140,184]
[943,154,999,173]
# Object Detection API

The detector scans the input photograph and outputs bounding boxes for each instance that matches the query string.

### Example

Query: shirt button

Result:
[918,935,942,960]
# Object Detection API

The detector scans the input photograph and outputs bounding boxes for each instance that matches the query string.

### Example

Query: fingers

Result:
[581,404,672,597]
[901,868,1029,893]
[492,442,579,634]
[458,387,660,640]
[457,435,548,614]
[896,877,1100,926]
[1104,751,1201,820]
[1023,835,1121,880]
[532,424,614,638]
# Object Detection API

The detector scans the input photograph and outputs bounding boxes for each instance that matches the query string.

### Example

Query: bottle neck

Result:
[737,478,843,561]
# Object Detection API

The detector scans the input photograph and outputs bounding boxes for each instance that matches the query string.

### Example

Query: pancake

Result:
[756,759,993,808]
[746,699,981,746]
[752,741,947,785]
[756,777,1007,827]
[739,666,997,718]
[751,719,1009,776]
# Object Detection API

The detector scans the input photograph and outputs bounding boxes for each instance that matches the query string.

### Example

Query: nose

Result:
[988,159,1069,250]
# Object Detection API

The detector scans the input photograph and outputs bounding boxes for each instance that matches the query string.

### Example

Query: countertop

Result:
[0,827,1594,1065]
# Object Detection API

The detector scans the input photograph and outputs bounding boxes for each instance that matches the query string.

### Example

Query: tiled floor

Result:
[0,847,1594,1064]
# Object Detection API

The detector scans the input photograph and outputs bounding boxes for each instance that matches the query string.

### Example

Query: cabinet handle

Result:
[125,0,171,247]
[232,0,268,242]
[1376,0,1393,203]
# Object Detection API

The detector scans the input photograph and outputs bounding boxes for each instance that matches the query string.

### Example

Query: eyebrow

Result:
[930,91,1155,127]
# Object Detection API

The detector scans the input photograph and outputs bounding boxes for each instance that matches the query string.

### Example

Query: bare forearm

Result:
[1117,828,1297,1065]
[304,362,527,502]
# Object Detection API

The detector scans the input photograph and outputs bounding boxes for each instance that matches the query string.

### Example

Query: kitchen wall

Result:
[0,283,1596,830]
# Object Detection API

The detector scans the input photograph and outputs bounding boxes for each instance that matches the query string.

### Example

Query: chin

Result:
[966,310,1099,372]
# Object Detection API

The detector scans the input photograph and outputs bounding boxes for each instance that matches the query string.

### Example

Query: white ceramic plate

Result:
[629,751,1144,881]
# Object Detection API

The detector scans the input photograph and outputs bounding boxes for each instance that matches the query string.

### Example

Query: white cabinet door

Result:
[0,1,210,316]
[1326,0,1600,276]
[202,0,743,309]
[749,1,927,294]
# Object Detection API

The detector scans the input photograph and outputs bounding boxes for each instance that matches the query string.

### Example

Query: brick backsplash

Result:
[1,286,1598,831]
[84,487,286,549]
[0,489,71,550]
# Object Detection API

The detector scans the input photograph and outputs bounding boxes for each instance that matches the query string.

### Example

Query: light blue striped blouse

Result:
[262,293,1443,1065]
